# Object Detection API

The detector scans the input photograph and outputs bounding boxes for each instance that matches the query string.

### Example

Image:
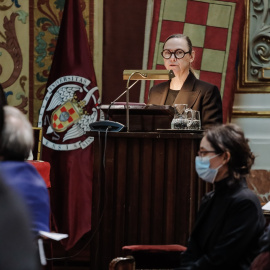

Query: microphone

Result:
[89,70,174,132]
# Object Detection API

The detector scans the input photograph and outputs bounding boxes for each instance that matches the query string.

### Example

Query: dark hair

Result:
[163,34,195,75]
[205,124,255,180]
[163,33,193,52]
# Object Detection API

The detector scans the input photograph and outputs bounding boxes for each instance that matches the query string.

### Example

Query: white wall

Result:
[232,93,270,170]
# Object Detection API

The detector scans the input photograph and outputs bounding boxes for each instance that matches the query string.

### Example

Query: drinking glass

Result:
[171,104,188,129]
[187,110,201,130]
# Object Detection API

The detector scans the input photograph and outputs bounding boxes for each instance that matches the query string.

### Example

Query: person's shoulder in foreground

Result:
[0,172,39,269]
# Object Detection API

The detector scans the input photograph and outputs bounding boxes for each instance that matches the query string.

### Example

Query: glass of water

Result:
[171,104,188,129]
[187,110,201,130]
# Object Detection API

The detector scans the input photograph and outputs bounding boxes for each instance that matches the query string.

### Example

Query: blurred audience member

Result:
[0,102,39,269]
[0,105,50,234]
[0,173,40,269]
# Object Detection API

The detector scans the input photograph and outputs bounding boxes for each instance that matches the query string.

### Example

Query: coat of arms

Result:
[38,75,100,150]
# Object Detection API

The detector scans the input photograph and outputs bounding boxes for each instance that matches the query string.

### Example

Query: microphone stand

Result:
[90,72,146,132]
[125,72,147,132]
[91,70,171,132]
[106,79,141,120]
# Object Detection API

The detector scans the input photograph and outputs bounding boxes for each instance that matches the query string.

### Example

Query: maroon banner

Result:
[38,0,100,249]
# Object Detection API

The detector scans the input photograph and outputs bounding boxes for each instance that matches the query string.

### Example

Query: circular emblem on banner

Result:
[38,75,100,151]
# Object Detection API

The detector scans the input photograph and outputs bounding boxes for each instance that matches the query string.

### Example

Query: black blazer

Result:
[180,177,265,270]
[147,72,223,129]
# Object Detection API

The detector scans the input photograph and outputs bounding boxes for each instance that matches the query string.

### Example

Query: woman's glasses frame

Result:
[197,150,216,157]
[161,49,191,59]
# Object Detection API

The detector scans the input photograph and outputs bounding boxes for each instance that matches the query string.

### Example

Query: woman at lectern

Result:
[147,34,222,129]
[178,124,265,270]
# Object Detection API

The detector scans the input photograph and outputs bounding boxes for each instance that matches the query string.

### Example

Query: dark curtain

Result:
[102,0,148,104]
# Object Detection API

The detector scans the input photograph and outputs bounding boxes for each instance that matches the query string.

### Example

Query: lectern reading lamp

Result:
[90,70,173,132]
[123,69,174,132]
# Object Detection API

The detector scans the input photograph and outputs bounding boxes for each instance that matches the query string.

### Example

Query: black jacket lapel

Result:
[173,72,201,108]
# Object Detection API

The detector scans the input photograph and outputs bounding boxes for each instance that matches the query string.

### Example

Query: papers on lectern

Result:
[39,231,68,241]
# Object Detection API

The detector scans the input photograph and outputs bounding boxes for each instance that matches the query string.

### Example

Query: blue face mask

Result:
[195,154,223,184]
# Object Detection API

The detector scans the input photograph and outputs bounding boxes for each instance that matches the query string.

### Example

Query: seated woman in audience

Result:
[0,105,50,235]
[0,101,39,269]
[179,124,265,270]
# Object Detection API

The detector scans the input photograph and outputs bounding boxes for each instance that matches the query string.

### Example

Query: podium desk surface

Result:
[101,104,174,115]
[88,130,204,139]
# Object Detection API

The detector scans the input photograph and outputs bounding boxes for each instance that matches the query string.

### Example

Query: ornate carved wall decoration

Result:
[238,0,270,92]
[249,0,270,80]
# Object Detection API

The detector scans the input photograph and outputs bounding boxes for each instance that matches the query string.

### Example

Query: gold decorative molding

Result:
[232,110,270,118]
[94,0,103,98]
[32,127,42,160]
[123,70,173,80]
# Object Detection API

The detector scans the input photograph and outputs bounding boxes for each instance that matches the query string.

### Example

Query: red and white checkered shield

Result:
[51,100,81,132]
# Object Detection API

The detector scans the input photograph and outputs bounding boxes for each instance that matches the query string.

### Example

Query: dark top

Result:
[180,177,265,270]
[0,161,50,234]
[165,89,180,105]
[147,72,223,129]
[256,223,270,253]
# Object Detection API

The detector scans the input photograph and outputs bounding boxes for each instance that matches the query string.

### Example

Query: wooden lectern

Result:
[89,129,209,270]
[100,103,174,131]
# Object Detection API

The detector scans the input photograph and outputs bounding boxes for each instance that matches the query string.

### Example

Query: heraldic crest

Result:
[38,75,100,151]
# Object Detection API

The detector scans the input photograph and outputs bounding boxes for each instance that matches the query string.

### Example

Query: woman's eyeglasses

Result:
[197,150,216,157]
[161,49,191,59]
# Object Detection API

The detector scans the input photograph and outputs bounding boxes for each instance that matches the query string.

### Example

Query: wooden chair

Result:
[250,251,270,270]
[122,244,187,269]
[109,256,135,270]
